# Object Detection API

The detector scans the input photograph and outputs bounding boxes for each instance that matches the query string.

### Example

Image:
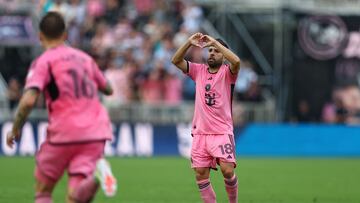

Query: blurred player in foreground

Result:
[172,33,241,203]
[6,12,117,203]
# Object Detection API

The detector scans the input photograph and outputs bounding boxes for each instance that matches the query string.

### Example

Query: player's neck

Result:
[43,40,65,50]
[208,66,220,74]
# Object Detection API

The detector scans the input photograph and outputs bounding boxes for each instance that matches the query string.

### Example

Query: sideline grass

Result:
[0,157,359,203]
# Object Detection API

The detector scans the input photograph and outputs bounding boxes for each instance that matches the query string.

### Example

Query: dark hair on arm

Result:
[39,12,66,39]
[215,38,229,49]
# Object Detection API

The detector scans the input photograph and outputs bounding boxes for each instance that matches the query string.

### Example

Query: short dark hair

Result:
[216,38,229,49]
[39,12,66,39]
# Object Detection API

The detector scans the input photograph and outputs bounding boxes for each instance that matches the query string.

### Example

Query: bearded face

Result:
[207,46,224,68]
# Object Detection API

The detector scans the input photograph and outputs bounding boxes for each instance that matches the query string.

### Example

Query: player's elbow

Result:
[234,58,241,68]
[21,89,39,108]
[20,96,37,111]
[23,98,36,109]
[171,56,180,66]
[232,59,241,70]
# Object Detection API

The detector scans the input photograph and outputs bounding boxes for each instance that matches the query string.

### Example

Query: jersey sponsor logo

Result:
[205,84,216,106]
[205,92,216,106]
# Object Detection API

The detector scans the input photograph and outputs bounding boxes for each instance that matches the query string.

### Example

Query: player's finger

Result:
[195,33,203,38]
[193,42,202,48]
[202,42,212,48]
[6,137,14,148]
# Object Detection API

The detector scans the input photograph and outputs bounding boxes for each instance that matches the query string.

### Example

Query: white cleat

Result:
[95,158,117,197]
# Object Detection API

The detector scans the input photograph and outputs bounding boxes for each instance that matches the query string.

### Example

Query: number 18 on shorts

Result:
[191,134,236,169]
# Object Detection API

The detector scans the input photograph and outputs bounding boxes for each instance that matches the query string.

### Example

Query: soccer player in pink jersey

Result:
[6,12,117,203]
[172,33,241,203]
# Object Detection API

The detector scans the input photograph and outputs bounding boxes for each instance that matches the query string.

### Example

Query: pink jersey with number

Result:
[187,61,237,135]
[25,44,112,143]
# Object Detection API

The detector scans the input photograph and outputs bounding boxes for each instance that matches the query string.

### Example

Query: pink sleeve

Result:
[226,64,238,84]
[25,58,50,91]
[186,61,202,81]
[92,60,107,89]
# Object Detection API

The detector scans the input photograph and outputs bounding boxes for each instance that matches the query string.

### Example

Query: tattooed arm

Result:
[6,88,40,148]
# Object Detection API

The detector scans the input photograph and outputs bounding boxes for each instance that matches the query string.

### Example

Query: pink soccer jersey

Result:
[25,44,112,143]
[187,61,238,135]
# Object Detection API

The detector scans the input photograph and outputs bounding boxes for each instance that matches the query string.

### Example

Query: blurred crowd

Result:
[4,1,360,125]
[293,83,360,125]
[4,0,262,109]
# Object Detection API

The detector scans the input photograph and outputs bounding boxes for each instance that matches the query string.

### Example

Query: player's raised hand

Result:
[188,33,203,47]
[6,130,20,148]
[201,35,216,48]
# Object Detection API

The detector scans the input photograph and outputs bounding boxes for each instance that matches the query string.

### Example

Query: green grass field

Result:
[1,157,360,203]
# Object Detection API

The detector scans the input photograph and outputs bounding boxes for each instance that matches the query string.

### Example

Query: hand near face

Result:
[188,32,203,48]
[200,35,216,48]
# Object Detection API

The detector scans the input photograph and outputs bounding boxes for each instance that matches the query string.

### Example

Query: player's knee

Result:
[35,180,54,193]
[221,167,234,179]
[195,168,210,180]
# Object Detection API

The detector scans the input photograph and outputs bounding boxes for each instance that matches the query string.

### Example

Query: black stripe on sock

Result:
[198,182,210,190]
[225,176,238,187]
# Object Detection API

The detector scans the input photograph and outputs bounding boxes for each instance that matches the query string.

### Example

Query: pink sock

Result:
[197,179,217,203]
[71,176,99,203]
[224,175,238,203]
[35,192,52,203]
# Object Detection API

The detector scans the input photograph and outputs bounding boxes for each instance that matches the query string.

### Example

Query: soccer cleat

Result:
[95,158,117,197]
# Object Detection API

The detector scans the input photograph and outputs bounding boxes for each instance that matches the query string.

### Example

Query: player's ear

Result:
[38,32,44,42]
[62,32,68,41]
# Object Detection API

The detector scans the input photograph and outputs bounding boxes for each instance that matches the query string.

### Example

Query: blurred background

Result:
[0,0,360,156]
[1,0,360,202]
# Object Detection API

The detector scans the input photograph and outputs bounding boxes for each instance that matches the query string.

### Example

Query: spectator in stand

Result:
[294,99,313,122]
[103,0,124,26]
[47,0,67,15]
[132,0,154,28]
[63,0,86,47]
[90,20,115,56]
[140,62,165,104]
[154,35,176,72]
[333,84,360,124]
[173,25,191,48]
[86,0,106,18]
[235,60,262,102]
[103,62,126,107]
[181,1,203,33]
[321,102,337,124]
[6,77,22,110]
[164,71,183,105]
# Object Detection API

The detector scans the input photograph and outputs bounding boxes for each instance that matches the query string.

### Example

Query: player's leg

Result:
[191,134,217,203]
[34,141,71,203]
[219,161,238,203]
[34,178,55,203]
[67,174,98,203]
[211,134,238,203]
[67,141,117,203]
[194,167,216,203]
[68,159,117,203]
